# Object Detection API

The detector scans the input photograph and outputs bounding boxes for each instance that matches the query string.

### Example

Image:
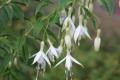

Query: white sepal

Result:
[82,26,91,39]
[54,57,66,68]
[65,53,72,71]
[62,17,69,31]
[32,51,42,64]
[46,39,59,62]
[70,56,84,68]
[55,50,84,71]
[74,25,81,43]
[42,53,51,67]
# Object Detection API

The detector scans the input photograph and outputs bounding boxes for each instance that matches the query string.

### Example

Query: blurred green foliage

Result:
[0,0,119,80]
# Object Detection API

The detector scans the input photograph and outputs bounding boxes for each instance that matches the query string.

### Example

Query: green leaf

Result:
[59,0,70,9]
[44,0,53,3]
[32,20,44,35]
[35,2,48,15]
[0,7,11,26]
[10,68,31,80]
[12,4,24,19]
[15,36,26,52]
[47,29,58,43]
[83,7,99,28]
[49,10,59,25]
[35,0,53,15]
[97,0,113,15]
[12,0,31,5]
[4,5,13,23]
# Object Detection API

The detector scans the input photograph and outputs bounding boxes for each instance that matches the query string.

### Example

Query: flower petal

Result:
[56,46,63,55]
[48,51,55,62]
[51,46,59,58]
[42,53,51,67]
[74,26,81,43]
[37,56,44,64]
[69,18,75,31]
[32,52,41,64]
[83,27,91,39]
[70,56,84,68]
[62,17,69,31]
[29,53,37,59]
[65,56,72,71]
[46,48,50,55]
[54,57,66,68]
[40,60,46,71]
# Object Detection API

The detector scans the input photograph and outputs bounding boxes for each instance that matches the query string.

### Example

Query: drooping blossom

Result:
[55,50,83,79]
[74,16,91,44]
[31,41,51,72]
[56,39,64,55]
[46,39,59,62]
[94,29,101,51]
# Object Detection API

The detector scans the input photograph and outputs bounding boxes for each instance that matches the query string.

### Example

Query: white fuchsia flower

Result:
[31,41,51,71]
[74,25,91,43]
[94,29,101,51]
[74,16,91,43]
[46,39,59,62]
[55,50,84,71]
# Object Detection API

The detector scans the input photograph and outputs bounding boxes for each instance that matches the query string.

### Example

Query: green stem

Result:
[42,19,49,41]
[25,21,34,36]
[72,0,76,8]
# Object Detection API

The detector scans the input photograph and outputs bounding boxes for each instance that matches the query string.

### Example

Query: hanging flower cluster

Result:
[31,0,101,80]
